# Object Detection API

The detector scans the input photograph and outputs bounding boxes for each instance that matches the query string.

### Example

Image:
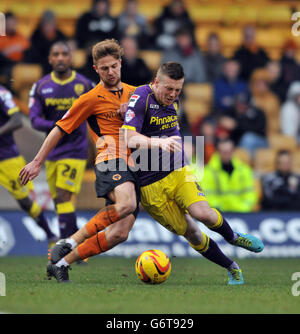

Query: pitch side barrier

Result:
[1,211,300,258]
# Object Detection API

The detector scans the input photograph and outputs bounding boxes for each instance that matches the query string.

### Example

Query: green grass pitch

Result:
[0,256,299,314]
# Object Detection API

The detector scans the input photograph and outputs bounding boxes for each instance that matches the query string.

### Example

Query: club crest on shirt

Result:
[74,83,85,96]
[125,109,135,122]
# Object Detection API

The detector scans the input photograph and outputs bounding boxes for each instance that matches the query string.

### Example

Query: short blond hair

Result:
[92,39,124,64]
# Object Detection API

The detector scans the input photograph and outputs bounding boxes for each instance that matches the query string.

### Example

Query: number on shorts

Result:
[62,164,77,180]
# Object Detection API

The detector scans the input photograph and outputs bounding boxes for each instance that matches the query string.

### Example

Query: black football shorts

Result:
[94,158,140,218]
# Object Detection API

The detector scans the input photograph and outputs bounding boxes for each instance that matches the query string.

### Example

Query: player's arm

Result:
[0,112,22,136]
[29,83,56,132]
[0,88,23,135]
[20,92,91,185]
[121,89,181,152]
[123,128,182,153]
[19,126,64,185]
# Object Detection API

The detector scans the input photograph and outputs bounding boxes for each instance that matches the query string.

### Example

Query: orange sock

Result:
[85,205,120,237]
[77,231,110,260]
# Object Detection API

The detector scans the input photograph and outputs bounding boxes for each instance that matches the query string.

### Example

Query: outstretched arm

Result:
[123,128,182,153]
[0,112,23,136]
[19,126,64,185]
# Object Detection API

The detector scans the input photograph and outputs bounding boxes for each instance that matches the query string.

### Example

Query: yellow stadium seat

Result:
[266,115,281,136]
[233,148,251,165]
[258,5,292,25]
[183,100,211,124]
[12,63,42,113]
[189,5,224,24]
[12,63,42,93]
[137,3,164,20]
[218,28,242,48]
[254,177,263,211]
[292,150,300,174]
[183,83,213,125]
[184,83,213,104]
[139,50,162,73]
[71,49,87,69]
[256,29,289,49]
[268,134,298,152]
[239,5,260,25]
[253,148,276,174]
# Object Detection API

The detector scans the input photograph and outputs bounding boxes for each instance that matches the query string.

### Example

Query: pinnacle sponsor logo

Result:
[150,115,178,126]
[150,115,178,131]
[45,97,77,111]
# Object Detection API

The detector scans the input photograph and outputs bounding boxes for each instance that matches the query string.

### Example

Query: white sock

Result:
[56,258,69,267]
[65,238,77,250]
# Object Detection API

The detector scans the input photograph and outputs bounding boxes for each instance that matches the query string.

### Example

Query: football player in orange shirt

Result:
[20,39,141,282]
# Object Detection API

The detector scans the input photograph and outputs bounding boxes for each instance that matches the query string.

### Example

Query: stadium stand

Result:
[1,0,300,211]
[71,48,87,69]
[12,63,42,114]
[253,148,277,175]
[183,83,213,124]
[233,147,251,166]
[268,133,298,152]
[292,150,300,174]
[139,50,162,73]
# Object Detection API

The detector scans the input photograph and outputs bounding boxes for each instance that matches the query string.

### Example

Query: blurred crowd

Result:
[1,0,300,212]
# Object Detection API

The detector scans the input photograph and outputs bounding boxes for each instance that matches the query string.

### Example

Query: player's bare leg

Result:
[187,201,264,253]
[49,181,137,263]
[183,214,244,285]
[68,181,136,243]
[47,214,135,282]
[59,214,134,265]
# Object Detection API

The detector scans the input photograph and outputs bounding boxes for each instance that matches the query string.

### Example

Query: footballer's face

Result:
[153,74,184,106]
[49,44,72,74]
[94,55,122,89]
